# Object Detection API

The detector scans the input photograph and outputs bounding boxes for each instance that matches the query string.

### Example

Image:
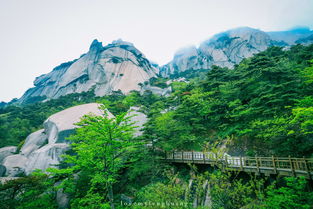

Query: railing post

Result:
[240,156,243,171]
[294,159,298,170]
[172,152,174,160]
[192,151,194,163]
[255,155,260,174]
[203,152,205,164]
[182,151,184,161]
[225,155,228,168]
[165,151,167,160]
[289,155,295,176]
[303,156,311,179]
[272,156,277,174]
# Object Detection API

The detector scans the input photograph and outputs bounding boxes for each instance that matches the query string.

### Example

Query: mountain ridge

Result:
[14,26,313,104]
[160,26,313,77]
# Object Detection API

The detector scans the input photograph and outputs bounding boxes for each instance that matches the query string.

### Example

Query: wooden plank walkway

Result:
[164,151,313,179]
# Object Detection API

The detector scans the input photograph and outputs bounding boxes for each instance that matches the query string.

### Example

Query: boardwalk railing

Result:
[164,151,313,179]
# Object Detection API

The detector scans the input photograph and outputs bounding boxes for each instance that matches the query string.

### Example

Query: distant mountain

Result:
[267,26,313,45]
[0,102,6,108]
[16,27,313,103]
[160,27,313,77]
[296,34,313,45]
[18,39,158,104]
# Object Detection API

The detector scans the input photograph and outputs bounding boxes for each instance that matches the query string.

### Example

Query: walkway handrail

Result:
[164,151,313,178]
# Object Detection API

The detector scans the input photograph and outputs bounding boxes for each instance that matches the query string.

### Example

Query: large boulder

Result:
[0,146,17,163]
[44,103,110,144]
[20,129,47,156]
[3,154,28,176]
[25,143,69,175]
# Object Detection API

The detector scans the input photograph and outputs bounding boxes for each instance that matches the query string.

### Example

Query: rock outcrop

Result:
[18,39,158,104]
[3,154,28,176]
[140,85,172,97]
[127,106,148,137]
[0,146,16,163]
[0,103,148,176]
[2,103,111,176]
[160,27,313,77]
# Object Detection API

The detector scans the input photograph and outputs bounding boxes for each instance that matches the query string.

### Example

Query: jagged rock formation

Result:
[18,39,158,104]
[160,27,313,77]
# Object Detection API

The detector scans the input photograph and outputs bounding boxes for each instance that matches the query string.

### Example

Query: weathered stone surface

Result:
[18,39,157,104]
[56,183,70,209]
[0,165,6,177]
[20,129,47,156]
[44,103,109,144]
[0,146,17,163]
[25,143,69,175]
[3,154,28,176]
[140,85,172,97]
[127,107,148,137]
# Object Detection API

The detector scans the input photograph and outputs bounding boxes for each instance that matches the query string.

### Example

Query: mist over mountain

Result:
[160,26,313,77]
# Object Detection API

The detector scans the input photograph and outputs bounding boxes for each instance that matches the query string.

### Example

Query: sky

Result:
[0,0,313,102]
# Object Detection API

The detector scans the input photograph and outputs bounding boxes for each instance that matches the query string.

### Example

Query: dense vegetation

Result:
[1,44,313,208]
[143,44,313,157]
[0,90,159,148]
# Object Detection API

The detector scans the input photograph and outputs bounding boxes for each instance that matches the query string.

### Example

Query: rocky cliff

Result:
[18,39,158,104]
[160,27,313,77]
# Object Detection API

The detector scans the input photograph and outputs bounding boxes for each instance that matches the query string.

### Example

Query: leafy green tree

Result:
[0,170,57,209]
[260,177,313,209]
[132,182,188,209]
[50,104,139,209]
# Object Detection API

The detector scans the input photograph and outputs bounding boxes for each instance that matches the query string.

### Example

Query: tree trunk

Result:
[108,184,115,209]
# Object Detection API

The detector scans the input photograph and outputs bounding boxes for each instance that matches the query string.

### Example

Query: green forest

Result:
[1,44,313,208]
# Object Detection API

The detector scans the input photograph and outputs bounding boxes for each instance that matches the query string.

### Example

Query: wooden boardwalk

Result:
[164,151,313,179]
